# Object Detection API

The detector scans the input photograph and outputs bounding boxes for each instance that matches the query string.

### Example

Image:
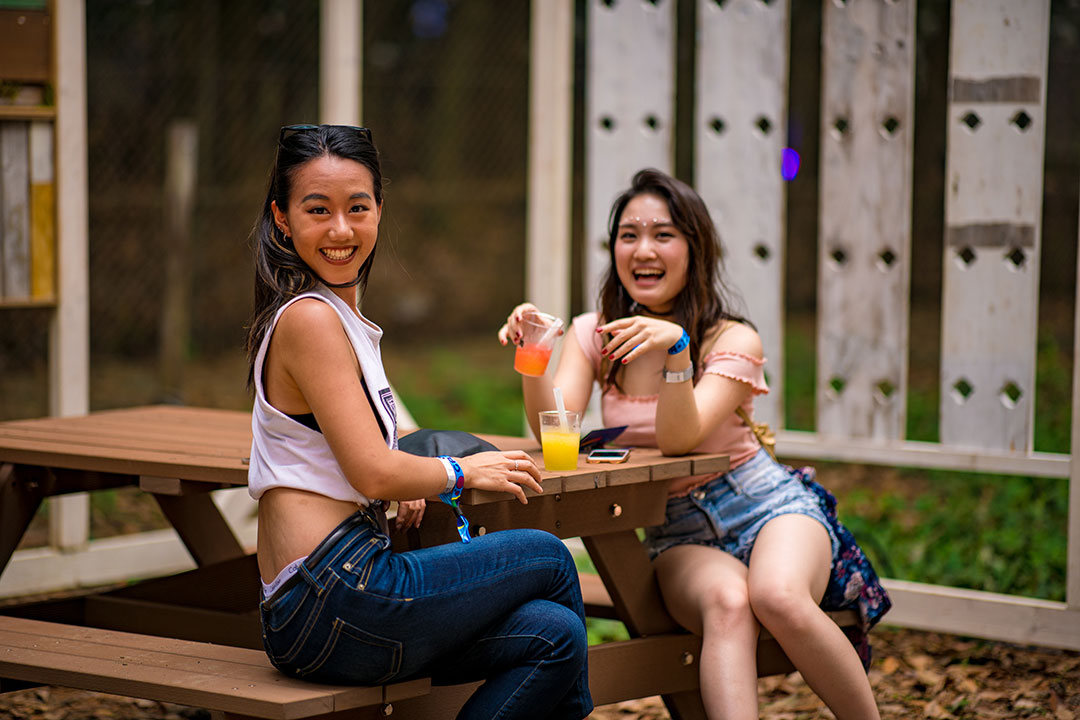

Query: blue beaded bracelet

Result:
[668,329,690,355]
[436,456,471,544]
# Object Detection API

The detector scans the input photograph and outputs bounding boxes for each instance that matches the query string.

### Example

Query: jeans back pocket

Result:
[296,616,402,685]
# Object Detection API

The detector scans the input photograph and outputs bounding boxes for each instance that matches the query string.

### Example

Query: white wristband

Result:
[437,457,457,494]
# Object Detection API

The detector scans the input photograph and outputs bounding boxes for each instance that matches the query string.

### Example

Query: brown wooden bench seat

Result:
[0,615,430,720]
[578,572,862,677]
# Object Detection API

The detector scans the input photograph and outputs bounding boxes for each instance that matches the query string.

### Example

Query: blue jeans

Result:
[259,510,593,720]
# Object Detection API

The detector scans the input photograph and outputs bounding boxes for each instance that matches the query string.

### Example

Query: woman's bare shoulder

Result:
[707,320,763,359]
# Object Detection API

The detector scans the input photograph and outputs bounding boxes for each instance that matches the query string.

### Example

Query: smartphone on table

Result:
[586,447,632,464]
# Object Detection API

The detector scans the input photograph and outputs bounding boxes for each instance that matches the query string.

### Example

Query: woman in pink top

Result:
[499,169,888,719]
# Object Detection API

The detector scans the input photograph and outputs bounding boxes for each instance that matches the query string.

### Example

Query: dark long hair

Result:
[244,125,383,386]
[598,168,747,390]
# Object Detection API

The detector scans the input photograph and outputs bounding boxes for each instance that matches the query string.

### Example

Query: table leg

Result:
[0,464,46,576]
[583,531,707,720]
[153,492,246,567]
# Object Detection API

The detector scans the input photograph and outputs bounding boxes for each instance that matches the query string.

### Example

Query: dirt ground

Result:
[0,625,1076,720]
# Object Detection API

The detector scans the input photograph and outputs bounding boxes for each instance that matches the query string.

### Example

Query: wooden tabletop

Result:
[0,405,730,501]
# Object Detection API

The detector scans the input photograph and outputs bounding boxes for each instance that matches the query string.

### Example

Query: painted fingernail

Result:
[621,357,628,364]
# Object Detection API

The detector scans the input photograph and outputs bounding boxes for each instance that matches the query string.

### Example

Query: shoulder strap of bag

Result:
[735,406,777,462]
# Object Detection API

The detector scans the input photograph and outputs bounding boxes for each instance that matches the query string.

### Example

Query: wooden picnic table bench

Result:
[0,406,867,719]
[0,615,431,720]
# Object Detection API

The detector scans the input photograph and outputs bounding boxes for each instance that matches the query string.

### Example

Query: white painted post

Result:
[320,0,363,126]
[939,0,1050,452]
[1070,202,1080,611]
[585,0,676,307]
[527,0,574,327]
[695,0,790,428]
[49,0,91,550]
[817,0,916,442]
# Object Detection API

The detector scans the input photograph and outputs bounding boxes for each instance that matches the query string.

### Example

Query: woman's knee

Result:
[748,579,817,630]
[698,580,754,631]
[534,601,588,664]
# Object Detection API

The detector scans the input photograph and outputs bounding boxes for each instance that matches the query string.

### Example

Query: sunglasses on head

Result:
[278,124,373,144]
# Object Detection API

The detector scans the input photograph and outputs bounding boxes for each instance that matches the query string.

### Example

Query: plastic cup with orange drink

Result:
[514,311,563,377]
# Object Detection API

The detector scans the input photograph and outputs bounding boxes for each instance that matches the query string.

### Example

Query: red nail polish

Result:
[621,358,628,364]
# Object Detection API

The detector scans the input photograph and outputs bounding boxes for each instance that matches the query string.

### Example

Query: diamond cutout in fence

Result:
[1011,110,1032,132]
[713,0,729,8]
[755,116,772,135]
[881,116,900,136]
[951,378,975,404]
[753,243,771,261]
[877,248,897,269]
[829,376,846,395]
[830,247,847,266]
[644,114,660,132]
[599,116,616,132]
[709,116,726,135]
[832,117,849,137]
[999,382,1022,408]
[875,379,896,400]
[1005,247,1026,269]
[957,246,976,267]
[961,112,981,131]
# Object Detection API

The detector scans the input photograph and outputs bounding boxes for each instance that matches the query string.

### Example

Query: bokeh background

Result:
[2,0,1079,604]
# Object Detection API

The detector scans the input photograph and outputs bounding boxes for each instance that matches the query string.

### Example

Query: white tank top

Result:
[247,283,399,504]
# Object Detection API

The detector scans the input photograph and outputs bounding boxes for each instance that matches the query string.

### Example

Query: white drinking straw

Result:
[553,386,569,431]
[537,314,563,346]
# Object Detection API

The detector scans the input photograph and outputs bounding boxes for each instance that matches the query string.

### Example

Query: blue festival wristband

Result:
[668,329,690,355]
[436,456,470,543]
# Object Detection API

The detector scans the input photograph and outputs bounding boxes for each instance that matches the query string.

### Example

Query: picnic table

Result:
[0,406,857,718]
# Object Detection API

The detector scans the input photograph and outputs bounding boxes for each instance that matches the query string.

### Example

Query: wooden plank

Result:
[0,421,251,455]
[817,0,916,441]
[1,120,31,299]
[0,617,432,720]
[882,578,1080,652]
[28,120,53,300]
[774,429,1069,478]
[0,463,44,574]
[939,0,1049,452]
[0,529,197,599]
[152,492,246,567]
[0,9,50,82]
[0,105,54,121]
[695,0,789,428]
[1070,196,1080,611]
[413,482,669,546]
[585,0,675,304]
[0,438,248,484]
[84,596,262,650]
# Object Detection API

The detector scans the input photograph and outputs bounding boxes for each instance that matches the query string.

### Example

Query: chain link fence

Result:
[1,0,532,419]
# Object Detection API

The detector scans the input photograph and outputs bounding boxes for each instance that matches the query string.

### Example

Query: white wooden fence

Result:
[4,0,1078,654]
[553,0,1077,652]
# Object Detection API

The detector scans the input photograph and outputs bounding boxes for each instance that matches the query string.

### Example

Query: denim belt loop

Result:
[298,561,326,595]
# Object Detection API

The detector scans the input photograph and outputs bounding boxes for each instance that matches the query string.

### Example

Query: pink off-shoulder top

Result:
[572,312,769,497]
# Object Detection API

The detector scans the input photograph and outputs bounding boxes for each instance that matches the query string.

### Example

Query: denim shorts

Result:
[643,448,839,564]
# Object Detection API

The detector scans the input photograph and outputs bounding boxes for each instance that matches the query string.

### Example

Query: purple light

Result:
[781,147,800,181]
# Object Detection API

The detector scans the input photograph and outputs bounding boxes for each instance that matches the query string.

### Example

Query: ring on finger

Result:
[513,460,518,471]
